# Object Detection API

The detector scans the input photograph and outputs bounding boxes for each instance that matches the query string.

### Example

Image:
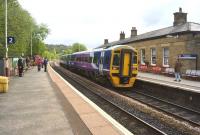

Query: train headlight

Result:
[112,67,119,70]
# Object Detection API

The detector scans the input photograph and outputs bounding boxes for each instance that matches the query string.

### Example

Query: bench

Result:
[162,68,175,76]
[183,69,200,80]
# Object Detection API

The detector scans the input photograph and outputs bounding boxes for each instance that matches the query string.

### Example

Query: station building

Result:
[99,8,200,73]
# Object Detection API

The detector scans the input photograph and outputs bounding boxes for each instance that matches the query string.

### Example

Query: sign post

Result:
[7,36,15,44]
[5,0,8,77]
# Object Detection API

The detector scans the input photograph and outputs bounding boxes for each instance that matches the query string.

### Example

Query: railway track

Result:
[52,64,167,135]
[119,90,200,127]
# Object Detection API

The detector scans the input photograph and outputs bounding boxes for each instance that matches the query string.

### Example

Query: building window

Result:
[151,48,156,65]
[140,49,145,65]
[163,47,169,66]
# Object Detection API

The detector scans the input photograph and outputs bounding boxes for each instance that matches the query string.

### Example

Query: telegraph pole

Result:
[5,0,9,77]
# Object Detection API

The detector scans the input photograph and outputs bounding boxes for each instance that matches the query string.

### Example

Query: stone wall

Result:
[127,33,200,72]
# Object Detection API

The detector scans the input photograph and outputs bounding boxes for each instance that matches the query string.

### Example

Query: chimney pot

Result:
[131,27,137,37]
[104,39,108,44]
[173,7,187,26]
[120,31,125,40]
[179,7,182,12]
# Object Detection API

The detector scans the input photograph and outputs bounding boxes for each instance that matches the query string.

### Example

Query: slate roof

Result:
[98,22,200,48]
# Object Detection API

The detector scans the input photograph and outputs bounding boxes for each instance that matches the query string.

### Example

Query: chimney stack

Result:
[131,27,137,37]
[173,7,187,26]
[104,39,108,45]
[120,31,125,40]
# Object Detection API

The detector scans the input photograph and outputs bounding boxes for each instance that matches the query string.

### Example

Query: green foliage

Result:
[0,0,49,58]
[46,44,71,54]
[45,43,87,59]
[71,43,87,53]
[64,47,72,54]
[42,50,58,60]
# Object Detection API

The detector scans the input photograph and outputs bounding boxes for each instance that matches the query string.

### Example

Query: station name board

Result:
[178,54,197,59]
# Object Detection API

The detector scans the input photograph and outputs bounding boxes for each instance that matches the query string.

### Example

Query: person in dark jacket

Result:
[43,58,48,72]
[18,57,24,77]
[174,59,182,82]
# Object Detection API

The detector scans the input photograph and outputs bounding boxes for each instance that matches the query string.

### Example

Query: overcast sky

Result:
[18,0,200,49]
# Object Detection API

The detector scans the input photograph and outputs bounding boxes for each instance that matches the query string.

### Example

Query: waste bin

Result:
[0,76,8,93]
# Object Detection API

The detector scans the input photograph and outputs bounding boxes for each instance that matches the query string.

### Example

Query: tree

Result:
[64,48,73,54]
[42,50,56,60]
[0,0,49,58]
[71,43,87,53]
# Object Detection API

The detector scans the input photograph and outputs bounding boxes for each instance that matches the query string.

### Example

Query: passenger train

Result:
[60,45,138,88]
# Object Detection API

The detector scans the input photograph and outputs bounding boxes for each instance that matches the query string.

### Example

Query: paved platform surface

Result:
[138,72,200,92]
[0,67,75,135]
[48,65,129,135]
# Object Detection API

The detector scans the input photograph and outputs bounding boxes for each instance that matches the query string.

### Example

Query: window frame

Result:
[140,49,145,65]
[112,53,120,66]
[163,47,169,67]
[151,48,156,66]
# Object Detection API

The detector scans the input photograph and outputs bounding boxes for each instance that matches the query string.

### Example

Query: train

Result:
[60,45,138,88]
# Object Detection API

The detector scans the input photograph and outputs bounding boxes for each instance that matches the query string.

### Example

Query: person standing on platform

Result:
[41,58,44,68]
[43,58,48,72]
[174,59,182,82]
[37,58,42,71]
[26,56,30,69]
[17,56,24,77]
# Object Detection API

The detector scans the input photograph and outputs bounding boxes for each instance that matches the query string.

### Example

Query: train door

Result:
[120,49,132,83]
[99,51,104,75]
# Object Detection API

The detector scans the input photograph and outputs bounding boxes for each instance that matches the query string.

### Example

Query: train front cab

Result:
[110,47,138,87]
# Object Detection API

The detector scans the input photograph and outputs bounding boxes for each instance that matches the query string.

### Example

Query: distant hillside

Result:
[46,44,70,54]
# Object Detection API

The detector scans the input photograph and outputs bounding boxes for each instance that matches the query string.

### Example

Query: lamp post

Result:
[30,31,32,57]
[5,0,9,77]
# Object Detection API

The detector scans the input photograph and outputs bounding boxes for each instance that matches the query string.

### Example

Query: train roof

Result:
[93,45,136,51]
[73,50,91,55]
[61,45,136,57]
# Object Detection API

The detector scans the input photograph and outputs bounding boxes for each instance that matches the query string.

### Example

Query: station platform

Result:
[137,72,200,93]
[0,66,130,135]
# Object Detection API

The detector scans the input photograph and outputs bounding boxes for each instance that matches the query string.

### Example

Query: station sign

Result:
[178,54,197,59]
[7,36,15,44]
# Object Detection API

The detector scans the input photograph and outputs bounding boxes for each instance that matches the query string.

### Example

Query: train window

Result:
[114,50,120,53]
[93,55,98,64]
[86,57,89,62]
[104,56,110,65]
[89,57,93,63]
[71,55,75,61]
[132,52,137,64]
[113,53,120,66]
